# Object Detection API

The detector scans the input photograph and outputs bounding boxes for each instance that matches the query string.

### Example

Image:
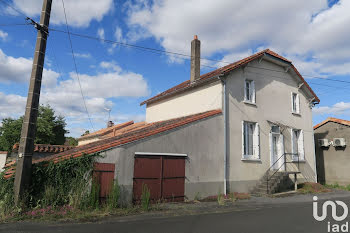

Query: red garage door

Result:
[93,163,115,202]
[133,155,185,203]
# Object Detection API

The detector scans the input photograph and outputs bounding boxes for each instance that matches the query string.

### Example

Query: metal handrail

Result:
[266,152,300,193]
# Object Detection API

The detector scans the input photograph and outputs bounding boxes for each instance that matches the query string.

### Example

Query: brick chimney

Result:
[190,35,200,83]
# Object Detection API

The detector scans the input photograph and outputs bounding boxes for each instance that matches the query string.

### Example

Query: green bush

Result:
[0,174,14,218]
[217,190,224,205]
[81,177,100,210]
[141,183,151,211]
[0,153,101,220]
[107,179,120,210]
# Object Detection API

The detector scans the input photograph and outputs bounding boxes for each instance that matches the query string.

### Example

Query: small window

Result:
[291,129,304,160]
[244,80,255,103]
[291,92,300,114]
[242,121,260,159]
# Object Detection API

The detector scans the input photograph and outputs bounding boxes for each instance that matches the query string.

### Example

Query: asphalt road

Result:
[1,194,349,233]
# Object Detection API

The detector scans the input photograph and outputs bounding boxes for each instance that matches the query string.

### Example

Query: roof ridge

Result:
[314,117,350,129]
[140,48,313,106]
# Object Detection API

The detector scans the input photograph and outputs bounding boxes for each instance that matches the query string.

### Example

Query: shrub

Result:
[194,192,201,201]
[0,174,14,218]
[107,179,120,210]
[217,190,224,205]
[141,183,151,211]
[87,178,100,210]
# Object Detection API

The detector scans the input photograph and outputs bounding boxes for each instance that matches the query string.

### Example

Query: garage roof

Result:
[4,109,222,179]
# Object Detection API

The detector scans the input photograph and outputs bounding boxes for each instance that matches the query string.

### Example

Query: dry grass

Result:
[297,182,331,194]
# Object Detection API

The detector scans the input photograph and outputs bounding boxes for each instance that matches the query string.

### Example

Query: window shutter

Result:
[269,132,273,168]
[244,81,247,101]
[242,121,245,159]
[251,80,256,103]
[280,135,285,170]
[298,130,305,160]
[296,94,300,113]
[253,123,260,159]
[290,128,294,160]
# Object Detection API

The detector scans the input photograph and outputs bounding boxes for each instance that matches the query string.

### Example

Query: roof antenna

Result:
[104,108,112,127]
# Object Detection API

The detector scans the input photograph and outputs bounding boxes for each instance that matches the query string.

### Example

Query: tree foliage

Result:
[0,105,68,152]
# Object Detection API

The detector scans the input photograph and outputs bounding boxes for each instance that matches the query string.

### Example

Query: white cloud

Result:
[0,92,26,119]
[0,60,150,137]
[0,49,59,86]
[97,28,105,40]
[124,0,350,76]
[313,102,350,115]
[12,0,114,28]
[0,30,8,41]
[108,26,125,54]
[99,61,121,72]
[74,52,91,59]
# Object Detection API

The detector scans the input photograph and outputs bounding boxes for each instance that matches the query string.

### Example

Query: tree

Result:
[0,105,68,152]
[65,137,78,146]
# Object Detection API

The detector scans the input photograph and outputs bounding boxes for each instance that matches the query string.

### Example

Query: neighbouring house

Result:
[10,143,75,159]
[5,36,320,204]
[314,117,350,186]
[0,151,7,172]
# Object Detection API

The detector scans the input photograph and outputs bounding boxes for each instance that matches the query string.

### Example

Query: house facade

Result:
[14,37,319,204]
[314,118,350,186]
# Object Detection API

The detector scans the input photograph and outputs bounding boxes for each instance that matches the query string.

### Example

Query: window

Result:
[291,92,300,114]
[242,121,260,160]
[291,129,304,161]
[244,80,255,103]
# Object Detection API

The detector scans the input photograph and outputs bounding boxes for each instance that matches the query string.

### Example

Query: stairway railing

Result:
[266,153,300,194]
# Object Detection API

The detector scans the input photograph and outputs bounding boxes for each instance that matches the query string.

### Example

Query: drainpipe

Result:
[220,75,228,195]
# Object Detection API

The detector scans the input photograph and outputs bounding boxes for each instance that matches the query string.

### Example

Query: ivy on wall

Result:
[0,153,101,216]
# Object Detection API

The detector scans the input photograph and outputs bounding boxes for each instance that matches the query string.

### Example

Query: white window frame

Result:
[290,128,305,161]
[244,80,256,104]
[291,92,300,114]
[242,121,260,160]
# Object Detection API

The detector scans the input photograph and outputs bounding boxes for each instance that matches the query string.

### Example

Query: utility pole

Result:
[14,0,52,205]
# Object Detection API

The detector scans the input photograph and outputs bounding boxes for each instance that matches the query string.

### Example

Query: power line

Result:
[0,23,29,26]
[61,0,95,131]
[49,27,350,84]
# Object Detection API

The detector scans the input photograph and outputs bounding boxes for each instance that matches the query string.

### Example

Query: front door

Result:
[270,126,285,170]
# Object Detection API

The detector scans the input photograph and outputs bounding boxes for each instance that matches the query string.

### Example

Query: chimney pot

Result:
[190,35,200,83]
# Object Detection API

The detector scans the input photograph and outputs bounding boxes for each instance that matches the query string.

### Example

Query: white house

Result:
[25,36,320,203]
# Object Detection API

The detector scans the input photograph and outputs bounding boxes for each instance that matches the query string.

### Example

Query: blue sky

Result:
[0,0,349,137]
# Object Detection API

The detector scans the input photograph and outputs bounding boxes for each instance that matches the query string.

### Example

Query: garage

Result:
[133,153,186,203]
[93,163,115,202]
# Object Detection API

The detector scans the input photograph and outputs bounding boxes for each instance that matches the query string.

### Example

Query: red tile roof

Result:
[12,143,75,153]
[3,110,222,179]
[314,117,350,130]
[140,49,320,106]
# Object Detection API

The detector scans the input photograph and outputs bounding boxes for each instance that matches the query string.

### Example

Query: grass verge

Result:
[297,182,332,194]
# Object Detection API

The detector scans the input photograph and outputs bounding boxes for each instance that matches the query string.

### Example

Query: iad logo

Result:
[313,196,349,232]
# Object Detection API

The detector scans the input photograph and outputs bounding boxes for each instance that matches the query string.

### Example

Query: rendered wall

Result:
[96,114,224,205]
[145,82,223,123]
[315,122,350,186]
[225,59,317,192]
